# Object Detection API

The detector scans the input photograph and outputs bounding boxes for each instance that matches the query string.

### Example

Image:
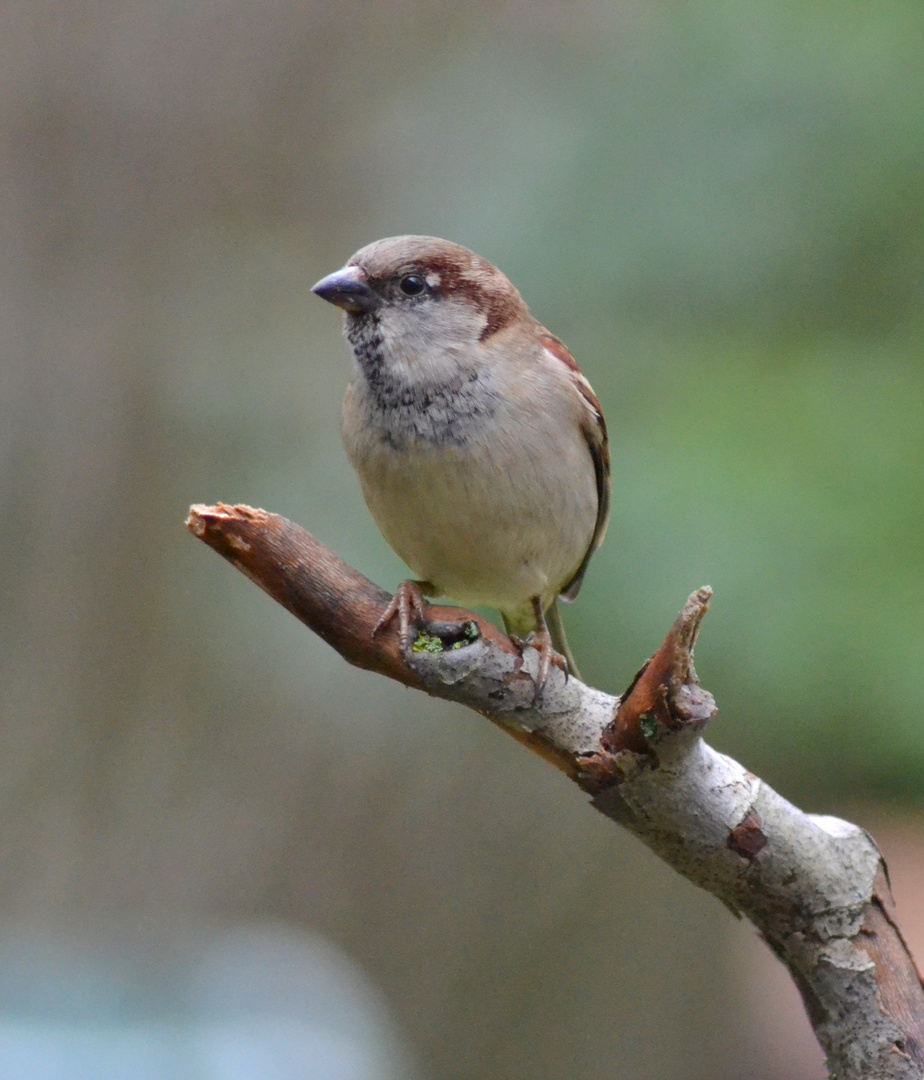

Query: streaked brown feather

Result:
[538,332,610,602]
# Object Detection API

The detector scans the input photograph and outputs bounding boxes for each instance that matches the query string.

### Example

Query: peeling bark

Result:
[188,502,924,1079]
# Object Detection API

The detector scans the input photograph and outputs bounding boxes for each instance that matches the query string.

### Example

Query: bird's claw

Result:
[525,624,569,701]
[373,580,429,651]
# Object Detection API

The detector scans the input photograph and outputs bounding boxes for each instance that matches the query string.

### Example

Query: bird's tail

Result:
[545,598,581,682]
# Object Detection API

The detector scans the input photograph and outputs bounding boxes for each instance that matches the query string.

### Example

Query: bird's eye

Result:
[399,274,427,297]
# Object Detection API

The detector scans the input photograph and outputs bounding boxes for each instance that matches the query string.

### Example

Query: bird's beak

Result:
[311,265,380,314]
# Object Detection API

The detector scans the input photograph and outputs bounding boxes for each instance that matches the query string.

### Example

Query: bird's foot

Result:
[525,597,569,699]
[373,580,430,651]
[525,625,569,699]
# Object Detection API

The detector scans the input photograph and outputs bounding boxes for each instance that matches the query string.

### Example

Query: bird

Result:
[312,235,609,694]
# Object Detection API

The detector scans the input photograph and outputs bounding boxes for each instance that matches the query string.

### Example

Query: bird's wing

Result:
[538,332,610,602]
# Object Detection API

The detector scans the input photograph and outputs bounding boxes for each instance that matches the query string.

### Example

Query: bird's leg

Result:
[373,580,432,651]
[526,596,569,697]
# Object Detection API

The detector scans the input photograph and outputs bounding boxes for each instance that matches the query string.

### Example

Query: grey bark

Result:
[189,502,924,1080]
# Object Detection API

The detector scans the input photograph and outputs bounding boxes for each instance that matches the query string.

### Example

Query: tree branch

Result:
[187,502,924,1079]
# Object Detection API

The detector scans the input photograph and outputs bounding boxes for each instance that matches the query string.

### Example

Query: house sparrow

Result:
[312,236,609,692]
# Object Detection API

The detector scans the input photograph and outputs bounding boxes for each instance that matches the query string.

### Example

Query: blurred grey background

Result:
[2,2,923,1078]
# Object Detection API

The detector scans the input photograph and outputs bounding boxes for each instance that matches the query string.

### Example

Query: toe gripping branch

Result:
[188,507,924,1076]
[186,504,715,780]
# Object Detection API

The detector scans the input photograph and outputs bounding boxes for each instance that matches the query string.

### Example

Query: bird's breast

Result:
[346,363,499,451]
[341,374,598,614]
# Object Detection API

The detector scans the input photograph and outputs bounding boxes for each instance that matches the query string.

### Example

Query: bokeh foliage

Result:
[2,3,922,1078]
[325,1,924,803]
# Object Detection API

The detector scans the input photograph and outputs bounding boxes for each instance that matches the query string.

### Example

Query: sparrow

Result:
[312,236,609,693]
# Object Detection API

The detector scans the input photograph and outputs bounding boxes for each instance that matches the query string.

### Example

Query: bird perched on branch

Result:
[313,235,609,692]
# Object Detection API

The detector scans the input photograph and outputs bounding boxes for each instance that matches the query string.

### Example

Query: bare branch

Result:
[188,502,924,1079]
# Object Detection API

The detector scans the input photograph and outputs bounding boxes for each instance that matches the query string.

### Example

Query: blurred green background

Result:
[2,2,923,1078]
